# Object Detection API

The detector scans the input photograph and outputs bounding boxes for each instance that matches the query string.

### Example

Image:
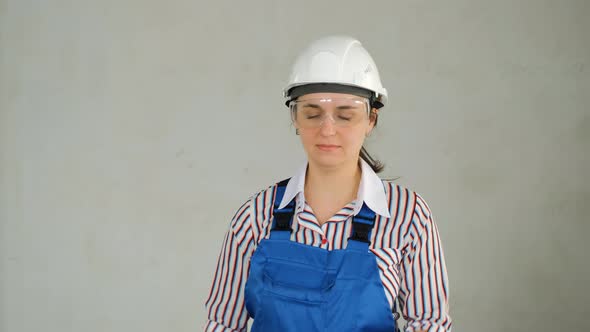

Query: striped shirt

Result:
[205,160,452,332]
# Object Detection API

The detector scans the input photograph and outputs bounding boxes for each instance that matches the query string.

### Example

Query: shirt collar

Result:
[278,159,391,218]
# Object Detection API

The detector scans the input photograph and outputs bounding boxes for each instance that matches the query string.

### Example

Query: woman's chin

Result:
[309,153,348,168]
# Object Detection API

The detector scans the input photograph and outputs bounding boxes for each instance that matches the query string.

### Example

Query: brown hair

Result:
[361,111,385,173]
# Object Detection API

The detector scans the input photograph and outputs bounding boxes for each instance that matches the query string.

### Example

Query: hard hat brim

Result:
[284,83,385,109]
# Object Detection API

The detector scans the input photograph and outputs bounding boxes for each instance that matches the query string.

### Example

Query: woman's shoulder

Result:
[379,179,434,221]
[230,179,292,238]
[379,178,421,200]
[226,181,282,236]
[247,178,286,203]
[241,178,289,218]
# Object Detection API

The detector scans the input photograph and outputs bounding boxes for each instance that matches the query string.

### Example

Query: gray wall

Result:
[1,0,588,331]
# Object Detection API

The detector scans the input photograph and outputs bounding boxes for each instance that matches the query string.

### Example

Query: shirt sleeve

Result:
[399,193,452,332]
[204,198,255,332]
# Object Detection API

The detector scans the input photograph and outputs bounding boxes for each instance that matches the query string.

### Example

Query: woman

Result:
[205,36,452,332]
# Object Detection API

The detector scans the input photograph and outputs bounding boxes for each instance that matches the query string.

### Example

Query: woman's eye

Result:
[338,116,352,121]
[306,115,320,119]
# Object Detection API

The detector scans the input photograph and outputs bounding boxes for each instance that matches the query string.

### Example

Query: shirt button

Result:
[321,238,328,245]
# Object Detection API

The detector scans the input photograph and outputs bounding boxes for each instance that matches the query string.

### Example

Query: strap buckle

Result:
[349,221,371,243]
[272,211,293,232]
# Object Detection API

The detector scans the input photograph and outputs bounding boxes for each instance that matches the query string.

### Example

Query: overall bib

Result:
[244,179,398,332]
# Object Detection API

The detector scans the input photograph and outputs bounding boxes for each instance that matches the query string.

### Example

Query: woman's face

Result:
[292,92,376,169]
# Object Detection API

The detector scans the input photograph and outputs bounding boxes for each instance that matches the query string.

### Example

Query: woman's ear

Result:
[369,108,379,126]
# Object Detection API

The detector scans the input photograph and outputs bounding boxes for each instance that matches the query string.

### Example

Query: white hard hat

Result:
[283,36,388,108]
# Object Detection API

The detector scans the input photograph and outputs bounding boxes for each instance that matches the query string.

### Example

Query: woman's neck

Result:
[304,159,362,205]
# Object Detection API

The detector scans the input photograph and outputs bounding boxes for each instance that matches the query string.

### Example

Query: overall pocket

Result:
[262,257,334,302]
[253,258,334,332]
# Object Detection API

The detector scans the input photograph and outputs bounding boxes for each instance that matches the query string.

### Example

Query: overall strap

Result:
[347,202,377,251]
[269,178,295,240]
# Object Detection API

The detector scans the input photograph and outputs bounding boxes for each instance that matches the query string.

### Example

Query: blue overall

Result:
[244,179,398,332]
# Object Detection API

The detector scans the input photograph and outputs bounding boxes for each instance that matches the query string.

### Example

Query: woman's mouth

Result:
[317,144,340,152]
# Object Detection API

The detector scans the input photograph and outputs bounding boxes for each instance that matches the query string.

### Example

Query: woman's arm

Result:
[398,193,452,332]
[204,199,254,332]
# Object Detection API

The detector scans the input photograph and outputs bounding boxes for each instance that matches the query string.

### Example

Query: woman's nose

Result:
[319,115,337,136]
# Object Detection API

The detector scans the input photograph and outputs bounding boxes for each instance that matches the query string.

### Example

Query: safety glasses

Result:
[289,97,371,129]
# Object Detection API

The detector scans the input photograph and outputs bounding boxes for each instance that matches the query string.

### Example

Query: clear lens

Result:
[290,97,370,129]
